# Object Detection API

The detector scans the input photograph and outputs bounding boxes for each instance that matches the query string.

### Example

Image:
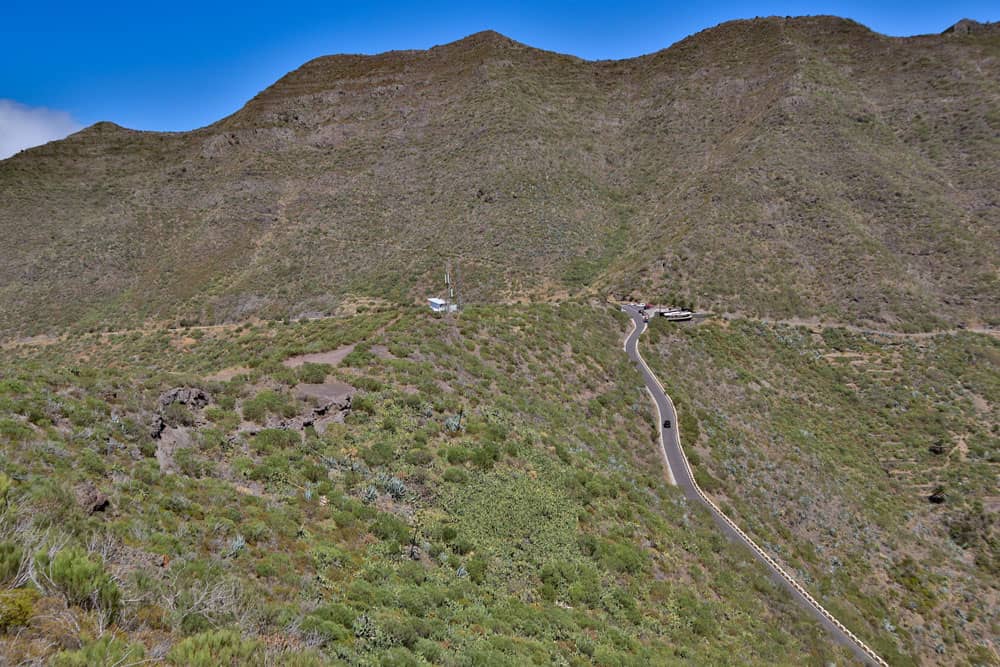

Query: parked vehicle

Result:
[661,309,693,321]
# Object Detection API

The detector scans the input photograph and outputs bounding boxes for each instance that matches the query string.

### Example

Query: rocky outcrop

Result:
[159,387,210,410]
[76,483,110,514]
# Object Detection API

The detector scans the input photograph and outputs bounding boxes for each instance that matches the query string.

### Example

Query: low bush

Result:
[242,390,296,424]
[0,540,23,585]
[51,636,144,666]
[372,514,410,546]
[167,628,263,667]
[0,587,39,632]
[251,429,300,454]
[298,363,331,384]
[38,547,121,619]
[362,441,394,467]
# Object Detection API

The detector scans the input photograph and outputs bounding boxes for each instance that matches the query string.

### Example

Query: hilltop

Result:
[1,16,997,337]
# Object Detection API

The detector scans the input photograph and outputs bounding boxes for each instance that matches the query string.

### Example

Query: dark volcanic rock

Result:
[150,415,166,440]
[159,387,211,410]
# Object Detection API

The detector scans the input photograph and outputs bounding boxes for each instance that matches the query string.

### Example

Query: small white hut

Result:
[428,297,458,313]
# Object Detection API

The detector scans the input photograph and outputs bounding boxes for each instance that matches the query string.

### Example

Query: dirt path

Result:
[282,344,357,368]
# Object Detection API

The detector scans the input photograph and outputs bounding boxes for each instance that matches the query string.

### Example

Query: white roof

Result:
[428,297,447,305]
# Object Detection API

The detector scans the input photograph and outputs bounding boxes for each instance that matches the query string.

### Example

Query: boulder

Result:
[159,387,210,410]
[76,483,110,514]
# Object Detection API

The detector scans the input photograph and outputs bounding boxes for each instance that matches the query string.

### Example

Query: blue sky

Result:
[1,0,997,156]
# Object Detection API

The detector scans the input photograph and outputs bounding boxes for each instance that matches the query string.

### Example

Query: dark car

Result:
[663,419,671,429]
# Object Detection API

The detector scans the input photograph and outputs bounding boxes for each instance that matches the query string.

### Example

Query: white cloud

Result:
[0,99,83,160]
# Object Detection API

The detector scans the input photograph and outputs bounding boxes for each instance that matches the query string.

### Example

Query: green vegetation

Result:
[644,317,999,663]
[51,636,145,667]
[167,629,261,666]
[0,305,857,664]
[0,14,996,665]
[0,588,38,632]
[39,547,121,620]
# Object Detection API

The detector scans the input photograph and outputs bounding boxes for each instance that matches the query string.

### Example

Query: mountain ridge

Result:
[1,15,997,336]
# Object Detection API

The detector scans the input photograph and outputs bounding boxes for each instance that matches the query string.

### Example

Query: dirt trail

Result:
[282,344,357,368]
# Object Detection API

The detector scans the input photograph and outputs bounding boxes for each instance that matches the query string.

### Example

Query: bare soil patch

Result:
[282,343,356,368]
[294,381,356,404]
[156,426,191,473]
[370,344,394,360]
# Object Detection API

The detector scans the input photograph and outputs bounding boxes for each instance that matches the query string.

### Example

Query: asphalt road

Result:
[622,305,887,666]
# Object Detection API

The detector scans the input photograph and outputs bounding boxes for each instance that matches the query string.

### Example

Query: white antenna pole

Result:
[445,261,453,312]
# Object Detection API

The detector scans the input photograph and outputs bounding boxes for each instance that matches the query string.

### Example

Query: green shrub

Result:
[405,448,432,465]
[467,556,488,584]
[0,418,33,442]
[299,614,351,643]
[197,427,229,453]
[252,428,300,454]
[163,401,195,426]
[0,540,23,585]
[300,602,355,643]
[175,448,212,478]
[250,453,292,482]
[242,390,295,424]
[204,406,239,430]
[167,628,263,667]
[471,444,500,470]
[51,636,144,666]
[580,536,648,575]
[311,544,349,571]
[0,587,39,632]
[39,547,121,619]
[452,537,474,556]
[443,467,467,484]
[372,514,410,546]
[298,363,331,384]
[0,472,13,508]
[444,446,471,464]
[362,440,394,467]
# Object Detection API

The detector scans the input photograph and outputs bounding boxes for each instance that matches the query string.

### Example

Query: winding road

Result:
[622,306,888,666]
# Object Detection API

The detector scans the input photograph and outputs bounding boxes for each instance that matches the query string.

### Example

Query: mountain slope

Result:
[1,17,998,336]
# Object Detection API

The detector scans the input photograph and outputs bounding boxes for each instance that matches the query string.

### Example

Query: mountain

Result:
[1,18,998,665]
[1,16,998,337]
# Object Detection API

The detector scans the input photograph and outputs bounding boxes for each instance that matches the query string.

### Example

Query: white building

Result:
[428,297,458,313]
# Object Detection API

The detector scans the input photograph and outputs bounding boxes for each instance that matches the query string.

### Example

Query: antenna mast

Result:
[445,261,453,313]
[442,259,462,314]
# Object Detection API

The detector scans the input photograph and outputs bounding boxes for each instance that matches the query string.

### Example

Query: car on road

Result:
[663,419,671,428]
